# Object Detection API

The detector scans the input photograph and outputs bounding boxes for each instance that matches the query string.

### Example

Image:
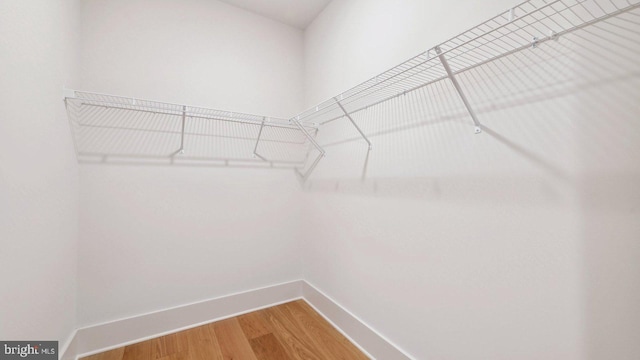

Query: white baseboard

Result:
[60,329,78,360]
[60,280,408,360]
[302,281,414,360]
[64,280,303,360]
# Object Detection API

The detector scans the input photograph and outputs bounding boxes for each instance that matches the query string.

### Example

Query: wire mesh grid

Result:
[308,2,640,181]
[62,0,639,179]
[65,91,316,167]
[455,5,640,113]
[294,0,640,126]
[456,11,640,111]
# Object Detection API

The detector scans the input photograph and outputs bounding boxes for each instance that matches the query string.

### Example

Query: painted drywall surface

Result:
[302,0,639,359]
[304,0,521,107]
[78,166,303,326]
[77,0,306,327]
[80,0,304,118]
[0,0,80,346]
[577,80,640,358]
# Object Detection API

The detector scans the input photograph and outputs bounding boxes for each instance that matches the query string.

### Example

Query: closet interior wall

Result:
[0,0,81,348]
[77,0,306,327]
[302,0,640,359]
[1,0,638,359]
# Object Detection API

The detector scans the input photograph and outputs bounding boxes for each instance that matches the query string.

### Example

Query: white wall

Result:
[77,0,306,327]
[302,0,640,359]
[78,166,303,326]
[578,84,640,358]
[0,0,80,347]
[80,0,304,118]
[3,3,636,359]
[304,0,520,106]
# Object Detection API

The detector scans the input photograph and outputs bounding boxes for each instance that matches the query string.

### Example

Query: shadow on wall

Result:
[304,7,640,359]
[63,93,317,172]
[305,8,640,202]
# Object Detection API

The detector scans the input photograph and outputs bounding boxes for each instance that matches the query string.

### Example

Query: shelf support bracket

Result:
[334,98,373,149]
[295,153,323,183]
[171,105,187,156]
[291,117,326,156]
[435,46,482,134]
[252,117,267,161]
[291,117,325,182]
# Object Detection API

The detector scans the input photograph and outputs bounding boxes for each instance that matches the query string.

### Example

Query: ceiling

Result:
[218,0,333,29]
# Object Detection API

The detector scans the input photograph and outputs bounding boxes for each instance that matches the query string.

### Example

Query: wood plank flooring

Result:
[82,300,369,360]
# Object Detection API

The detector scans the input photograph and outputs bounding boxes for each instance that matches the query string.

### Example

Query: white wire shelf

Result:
[295,0,640,131]
[63,0,639,181]
[64,90,321,170]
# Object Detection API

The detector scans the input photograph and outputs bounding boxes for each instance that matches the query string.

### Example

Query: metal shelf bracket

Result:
[171,105,187,156]
[291,116,326,156]
[295,152,323,183]
[63,87,76,100]
[291,116,325,182]
[252,117,267,161]
[335,98,373,149]
[435,46,482,134]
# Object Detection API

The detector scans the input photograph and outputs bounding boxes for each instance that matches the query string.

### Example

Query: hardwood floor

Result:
[82,300,370,360]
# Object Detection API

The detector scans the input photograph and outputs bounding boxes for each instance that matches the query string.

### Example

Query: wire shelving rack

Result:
[64,90,323,174]
[64,0,640,181]
[294,0,640,136]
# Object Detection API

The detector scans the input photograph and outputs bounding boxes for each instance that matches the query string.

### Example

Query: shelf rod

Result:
[68,88,294,126]
[77,100,309,130]
[253,118,266,159]
[435,46,482,134]
[78,151,304,165]
[335,98,373,149]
